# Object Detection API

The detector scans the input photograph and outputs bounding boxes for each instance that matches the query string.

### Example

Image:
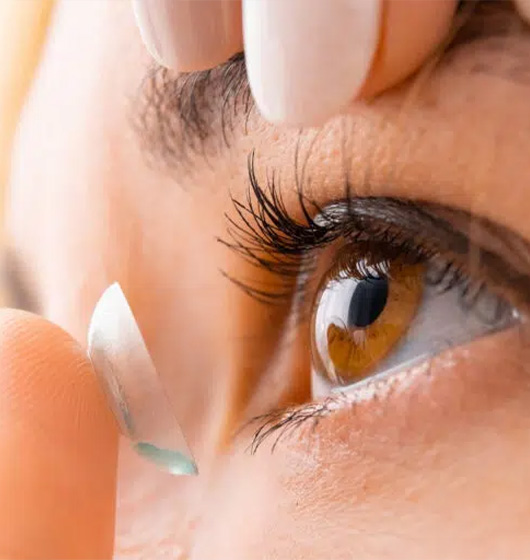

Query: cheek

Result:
[190,329,530,560]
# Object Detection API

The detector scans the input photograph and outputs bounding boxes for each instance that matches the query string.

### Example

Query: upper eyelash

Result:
[218,151,332,303]
[218,152,502,314]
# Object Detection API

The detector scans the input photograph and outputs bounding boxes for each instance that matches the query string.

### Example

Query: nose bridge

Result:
[181,283,293,459]
[139,262,304,468]
[195,289,314,463]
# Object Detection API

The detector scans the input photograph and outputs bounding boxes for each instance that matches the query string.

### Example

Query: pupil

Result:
[347,276,389,328]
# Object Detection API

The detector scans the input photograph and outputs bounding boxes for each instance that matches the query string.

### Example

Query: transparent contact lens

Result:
[87,283,198,476]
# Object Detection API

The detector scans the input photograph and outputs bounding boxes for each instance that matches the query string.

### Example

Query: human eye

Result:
[223,155,530,450]
[310,220,519,398]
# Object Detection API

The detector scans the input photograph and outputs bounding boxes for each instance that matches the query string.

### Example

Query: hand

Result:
[0,310,119,559]
[131,0,524,126]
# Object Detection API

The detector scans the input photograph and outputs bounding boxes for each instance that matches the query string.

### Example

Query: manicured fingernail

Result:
[132,0,243,72]
[243,0,382,126]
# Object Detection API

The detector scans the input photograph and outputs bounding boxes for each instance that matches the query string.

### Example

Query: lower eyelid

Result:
[249,327,530,454]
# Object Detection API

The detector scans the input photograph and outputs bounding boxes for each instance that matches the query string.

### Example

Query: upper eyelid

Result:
[220,155,530,313]
[327,201,530,313]
[428,204,530,278]
[401,202,530,312]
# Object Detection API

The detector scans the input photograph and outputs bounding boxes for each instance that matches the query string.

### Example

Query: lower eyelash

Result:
[246,398,338,455]
[246,357,429,454]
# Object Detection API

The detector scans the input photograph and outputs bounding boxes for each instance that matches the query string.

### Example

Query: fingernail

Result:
[132,0,243,72]
[243,0,382,126]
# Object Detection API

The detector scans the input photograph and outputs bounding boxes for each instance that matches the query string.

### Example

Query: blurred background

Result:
[0,0,53,305]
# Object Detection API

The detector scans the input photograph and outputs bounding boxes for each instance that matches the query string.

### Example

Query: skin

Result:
[4,0,530,558]
[0,311,118,558]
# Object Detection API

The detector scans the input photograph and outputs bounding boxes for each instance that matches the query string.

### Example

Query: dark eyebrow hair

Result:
[133,52,252,169]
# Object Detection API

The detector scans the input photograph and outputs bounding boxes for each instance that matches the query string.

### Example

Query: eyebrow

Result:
[134,52,252,169]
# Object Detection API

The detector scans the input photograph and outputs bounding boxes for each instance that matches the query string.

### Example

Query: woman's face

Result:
[7,1,530,557]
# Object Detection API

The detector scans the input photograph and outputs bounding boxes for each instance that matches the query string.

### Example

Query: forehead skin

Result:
[7,0,530,558]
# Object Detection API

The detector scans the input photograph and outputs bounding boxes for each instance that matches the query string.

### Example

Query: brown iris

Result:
[311,258,424,386]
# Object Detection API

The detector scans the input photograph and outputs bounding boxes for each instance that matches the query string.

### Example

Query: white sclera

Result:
[87,283,198,476]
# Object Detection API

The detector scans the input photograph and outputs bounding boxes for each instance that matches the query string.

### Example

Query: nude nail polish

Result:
[243,0,382,126]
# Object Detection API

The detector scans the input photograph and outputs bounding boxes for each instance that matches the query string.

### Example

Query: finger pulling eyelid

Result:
[360,0,458,99]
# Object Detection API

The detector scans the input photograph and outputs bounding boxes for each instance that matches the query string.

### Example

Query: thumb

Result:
[0,309,119,559]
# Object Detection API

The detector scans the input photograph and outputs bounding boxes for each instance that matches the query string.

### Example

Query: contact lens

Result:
[87,283,198,476]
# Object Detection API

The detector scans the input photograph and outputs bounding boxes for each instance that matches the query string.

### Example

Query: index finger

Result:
[0,309,119,559]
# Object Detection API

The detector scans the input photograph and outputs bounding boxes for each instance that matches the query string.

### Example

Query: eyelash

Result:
[220,153,500,316]
[221,153,518,453]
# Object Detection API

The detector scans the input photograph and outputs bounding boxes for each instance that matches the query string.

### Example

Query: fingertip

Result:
[360,0,458,98]
[0,309,119,559]
[244,0,458,126]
